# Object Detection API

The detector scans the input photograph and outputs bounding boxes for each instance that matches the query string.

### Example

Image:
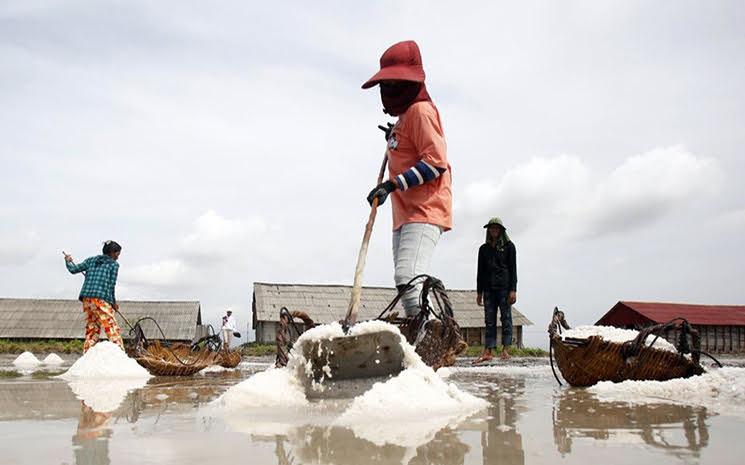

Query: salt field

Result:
[1,353,744,465]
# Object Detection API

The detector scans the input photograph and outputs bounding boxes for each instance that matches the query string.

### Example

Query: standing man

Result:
[222,309,237,349]
[475,218,517,363]
[363,40,452,317]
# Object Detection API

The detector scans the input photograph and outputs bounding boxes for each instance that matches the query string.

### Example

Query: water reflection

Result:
[264,375,527,465]
[73,401,112,465]
[553,389,710,460]
[478,378,525,465]
[269,425,470,465]
[69,374,233,465]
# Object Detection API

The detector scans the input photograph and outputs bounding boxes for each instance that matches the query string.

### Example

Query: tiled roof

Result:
[597,301,745,326]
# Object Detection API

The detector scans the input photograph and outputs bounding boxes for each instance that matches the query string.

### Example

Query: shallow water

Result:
[0,357,743,465]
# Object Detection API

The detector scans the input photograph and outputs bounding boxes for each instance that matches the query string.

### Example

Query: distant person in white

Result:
[222,309,237,349]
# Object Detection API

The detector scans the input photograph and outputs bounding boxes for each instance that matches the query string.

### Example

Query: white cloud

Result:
[123,259,194,289]
[0,231,40,266]
[584,146,721,236]
[121,210,271,292]
[459,146,721,239]
[179,210,267,264]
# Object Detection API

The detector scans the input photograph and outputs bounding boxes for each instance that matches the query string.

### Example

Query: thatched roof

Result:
[0,298,201,341]
[252,283,532,328]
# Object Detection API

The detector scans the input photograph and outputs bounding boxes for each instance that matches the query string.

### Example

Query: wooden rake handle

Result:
[344,152,389,327]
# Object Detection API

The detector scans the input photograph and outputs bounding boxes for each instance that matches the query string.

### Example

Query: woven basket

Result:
[216,349,242,368]
[551,335,704,387]
[134,342,214,376]
[549,309,704,387]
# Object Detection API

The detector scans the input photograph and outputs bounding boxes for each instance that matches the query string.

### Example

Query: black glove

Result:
[378,122,394,141]
[366,180,397,206]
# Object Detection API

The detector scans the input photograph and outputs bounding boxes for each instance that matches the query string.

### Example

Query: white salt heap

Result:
[43,353,65,365]
[201,365,235,374]
[561,325,678,352]
[12,351,41,367]
[59,341,152,379]
[215,320,487,447]
[59,342,151,412]
[217,367,308,408]
[589,367,745,415]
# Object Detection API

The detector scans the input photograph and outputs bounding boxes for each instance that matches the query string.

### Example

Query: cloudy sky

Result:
[1,1,743,348]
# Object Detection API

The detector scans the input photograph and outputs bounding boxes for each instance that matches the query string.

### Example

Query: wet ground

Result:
[1,355,743,465]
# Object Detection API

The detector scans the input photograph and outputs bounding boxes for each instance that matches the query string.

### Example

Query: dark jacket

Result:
[477,241,517,293]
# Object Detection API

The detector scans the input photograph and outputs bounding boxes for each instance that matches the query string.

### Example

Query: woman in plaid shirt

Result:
[64,241,124,353]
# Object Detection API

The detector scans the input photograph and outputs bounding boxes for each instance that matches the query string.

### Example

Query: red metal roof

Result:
[596,301,745,326]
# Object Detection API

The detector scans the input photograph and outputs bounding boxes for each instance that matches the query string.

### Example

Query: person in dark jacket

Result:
[475,217,517,363]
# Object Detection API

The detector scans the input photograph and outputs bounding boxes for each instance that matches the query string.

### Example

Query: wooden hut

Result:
[252,282,532,347]
[0,298,202,342]
[596,301,745,354]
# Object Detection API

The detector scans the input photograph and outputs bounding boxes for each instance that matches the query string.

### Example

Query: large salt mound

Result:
[13,351,41,367]
[59,341,151,379]
[216,320,487,447]
[561,325,678,352]
[43,353,65,365]
[335,360,488,447]
[217,367,308,408]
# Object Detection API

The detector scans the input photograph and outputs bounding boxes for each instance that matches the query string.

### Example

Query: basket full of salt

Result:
[548,308,707,387]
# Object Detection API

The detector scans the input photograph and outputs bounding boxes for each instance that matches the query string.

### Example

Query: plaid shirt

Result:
[66,255,119,305]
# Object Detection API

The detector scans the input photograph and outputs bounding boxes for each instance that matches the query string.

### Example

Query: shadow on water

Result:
[552,388,711,460]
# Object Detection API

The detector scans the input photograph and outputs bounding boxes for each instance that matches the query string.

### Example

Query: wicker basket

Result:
[134,341,215,376]
[216,349,242,368]
[548,309,704,387]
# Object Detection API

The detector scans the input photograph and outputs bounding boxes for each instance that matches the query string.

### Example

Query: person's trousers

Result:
[483,289,513,348]
[82,298,124,353]
[222,329,233,349]
[392,223,442,317]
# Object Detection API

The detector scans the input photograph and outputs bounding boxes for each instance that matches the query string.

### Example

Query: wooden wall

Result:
[662,325,745,354]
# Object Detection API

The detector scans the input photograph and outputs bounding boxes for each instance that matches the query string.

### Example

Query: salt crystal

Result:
[588,367,745,414]
[216,367,308,408]
[561,325,678,352]
[43,353,65,365]
[215,319,488,448]
[13,351,40,367]
[58,341,151,379]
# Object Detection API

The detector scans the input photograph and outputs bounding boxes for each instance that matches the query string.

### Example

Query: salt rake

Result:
[302,152,406,391]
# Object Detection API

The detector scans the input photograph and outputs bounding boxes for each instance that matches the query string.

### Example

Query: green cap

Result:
[483,217,506,229]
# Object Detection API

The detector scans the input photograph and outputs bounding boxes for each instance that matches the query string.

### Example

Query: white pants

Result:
[222,329,232,349]
[392,223,442,317]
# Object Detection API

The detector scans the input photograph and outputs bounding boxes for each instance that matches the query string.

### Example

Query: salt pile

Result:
[561,325,677,352]
[217,367,307,408]
[201,365,234,374]
[588,367,745,415]
[43,353,65,365]
[336,360,487,447]
[215,320,487,447]
[12,351,41,367]
[59,341,151,379]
